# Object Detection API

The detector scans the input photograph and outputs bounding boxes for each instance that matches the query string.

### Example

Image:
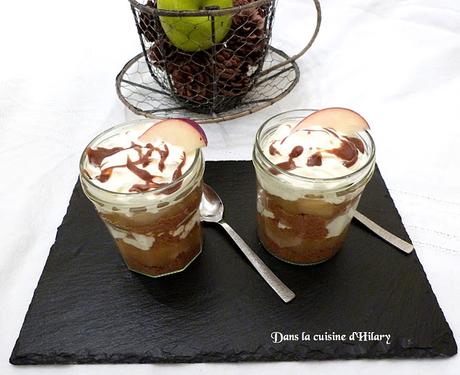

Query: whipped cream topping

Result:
[82,122,195,194]
[262,123,367,179]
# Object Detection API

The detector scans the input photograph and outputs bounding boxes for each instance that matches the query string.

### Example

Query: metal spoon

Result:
[200,184,296,303]
[353,210,414,254]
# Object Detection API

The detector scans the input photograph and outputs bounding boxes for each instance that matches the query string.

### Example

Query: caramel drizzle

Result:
[86,142,184,194]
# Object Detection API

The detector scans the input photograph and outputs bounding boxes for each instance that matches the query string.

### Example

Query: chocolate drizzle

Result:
[126,156,157,182]
[96,168,114,183]
[269,141,281,156]
[289,145,304,159]
[172,152,186,181]
[270,145,303,175]
[87,146,126,167]
[134,143,151,167]
[157,144,169,172]
[307,152,322,167]
[345,136,365,154]
[271,160,296,174]
[326,141,358,168]
[87,141,187,194]
[322,129,360,168]
[299,128,363,168]
[270,128,365,173]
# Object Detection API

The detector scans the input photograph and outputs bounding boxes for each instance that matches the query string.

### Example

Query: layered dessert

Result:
[80,118,207,277]
[253,108,376,265]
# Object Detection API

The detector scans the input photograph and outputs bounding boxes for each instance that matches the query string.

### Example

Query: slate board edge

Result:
[9,343,457,365]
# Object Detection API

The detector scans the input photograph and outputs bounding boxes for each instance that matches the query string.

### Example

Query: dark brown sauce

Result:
[132,143,144,161]
[87,141,187,195]
[87,146,125,167]
[307,152,322,167]
[126,156,157,182]
[345,136,365,153]
[303,128,363,168]
[129,152,187,194]
[172,152,186,181]
[269,141,281,156]
[276,159,297,171]
[325,140,358,168]
[137,143,153,167]
[270,145,303,175]
[273,128,364,171]
[96,168,113,183]
[289,145,304,158]
[157,144,169,172]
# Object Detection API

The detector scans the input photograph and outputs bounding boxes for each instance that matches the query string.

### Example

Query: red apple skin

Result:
[139,118,208,152]
[174,118,208,146]
[293,107,370,133]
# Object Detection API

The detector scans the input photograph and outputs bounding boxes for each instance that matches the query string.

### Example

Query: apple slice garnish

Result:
[293,107,370,133]
[139,118,207,152]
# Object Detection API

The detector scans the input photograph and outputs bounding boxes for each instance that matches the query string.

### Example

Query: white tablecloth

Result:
[1,0,459,374]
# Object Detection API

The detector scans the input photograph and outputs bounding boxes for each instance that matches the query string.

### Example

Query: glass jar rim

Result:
[254,108,376,183]
[79,118,203,197]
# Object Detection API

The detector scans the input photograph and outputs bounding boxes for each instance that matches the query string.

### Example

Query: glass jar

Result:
[79,120,205,277]
[253,109,376,265]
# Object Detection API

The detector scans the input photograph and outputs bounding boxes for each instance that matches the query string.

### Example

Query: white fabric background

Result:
[1,0,459,373]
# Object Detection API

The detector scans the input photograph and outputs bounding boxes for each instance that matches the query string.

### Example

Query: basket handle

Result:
[260,0,322,77]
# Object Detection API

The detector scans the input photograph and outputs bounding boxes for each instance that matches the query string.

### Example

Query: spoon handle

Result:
[218,220,296,303]
[353,210,414,254]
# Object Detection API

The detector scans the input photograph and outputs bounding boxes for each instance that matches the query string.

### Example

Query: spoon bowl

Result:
[199,184,295,303]
[199,184,224,223]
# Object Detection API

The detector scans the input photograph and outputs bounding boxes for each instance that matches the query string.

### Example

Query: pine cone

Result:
[144,15,212,104]
[147,37,177,67]
[139,0,160,43]
[219,74,252,97]
[169,53,212,103]
[227,5,268,66]
[233,0,268,17]
[215,48,248,80]
[168,49,252,103]
[215,48,251,97]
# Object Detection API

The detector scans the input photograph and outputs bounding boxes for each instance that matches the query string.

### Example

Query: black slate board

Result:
[11,161,457,364]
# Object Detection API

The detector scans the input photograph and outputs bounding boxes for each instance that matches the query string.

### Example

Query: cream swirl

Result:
[82,122,195,194]
[262,123,368,179]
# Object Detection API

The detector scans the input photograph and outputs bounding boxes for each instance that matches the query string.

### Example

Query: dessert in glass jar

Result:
[79,118,207,277]
[253,108,376,265]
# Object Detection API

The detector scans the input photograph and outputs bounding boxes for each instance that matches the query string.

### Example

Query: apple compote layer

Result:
[100,185,202,277]
[256,184,359,265]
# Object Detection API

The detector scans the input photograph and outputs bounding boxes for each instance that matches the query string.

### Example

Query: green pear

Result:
[157,0,233,52]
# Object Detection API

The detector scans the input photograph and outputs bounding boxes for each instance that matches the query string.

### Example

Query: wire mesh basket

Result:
[117,0,321,122]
